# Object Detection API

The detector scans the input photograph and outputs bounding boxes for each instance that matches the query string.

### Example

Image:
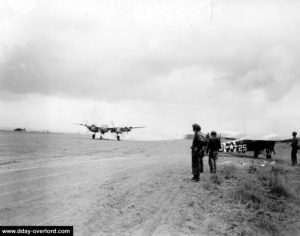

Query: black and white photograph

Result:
[0,0,300,235]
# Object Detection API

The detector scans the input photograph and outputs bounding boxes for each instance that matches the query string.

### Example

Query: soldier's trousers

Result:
[209,151,218,173]
[192,150,204,177]
[291,149,298,165]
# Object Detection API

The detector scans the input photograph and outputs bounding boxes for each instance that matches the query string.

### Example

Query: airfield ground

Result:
[0,132,299,235]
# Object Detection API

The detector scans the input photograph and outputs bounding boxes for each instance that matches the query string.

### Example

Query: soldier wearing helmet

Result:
[206,131,221,173]
[291,131,298,166]
[191,123,206,182]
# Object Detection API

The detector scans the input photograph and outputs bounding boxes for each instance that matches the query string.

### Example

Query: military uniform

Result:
[191,131,206,180]
[291,136,298,166]
[206,135,221,173]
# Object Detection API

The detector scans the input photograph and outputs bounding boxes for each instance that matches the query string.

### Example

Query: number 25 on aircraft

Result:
[238,144,247,153]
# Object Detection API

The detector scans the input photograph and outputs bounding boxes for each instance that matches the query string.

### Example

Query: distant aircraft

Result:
[76,123,145,141]
[219,134,292,159]
[14,128,26,132]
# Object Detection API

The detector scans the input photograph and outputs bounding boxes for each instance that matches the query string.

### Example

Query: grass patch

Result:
[201,173,223,190]
[248,164,257,174]
[202,181,213,191]
[257,168,272,186]
[210,173,223,185]
[269,168,292,198]
[219,165,238,179]
[234,175,265,207]
[249,165,294,199]
[264,200,286,213]
[256,213,280,236]
[232,164,296,213]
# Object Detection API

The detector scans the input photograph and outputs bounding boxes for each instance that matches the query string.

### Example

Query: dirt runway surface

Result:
[0,132,299,235]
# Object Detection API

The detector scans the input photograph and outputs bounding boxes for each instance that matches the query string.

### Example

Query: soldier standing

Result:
[291,131,298,166]
[191,124,206,182]
[206,131,221,173]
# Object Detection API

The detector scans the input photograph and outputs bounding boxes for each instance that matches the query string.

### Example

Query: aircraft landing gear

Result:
[254,150,259,158]
[92,134,96,139]
[266,149,272,159]
[117,135,120,141]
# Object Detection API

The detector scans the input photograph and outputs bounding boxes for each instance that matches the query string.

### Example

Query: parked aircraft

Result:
[219,134,292,159]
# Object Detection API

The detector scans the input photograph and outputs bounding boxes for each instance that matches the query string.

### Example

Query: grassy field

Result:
[202,143,300,236]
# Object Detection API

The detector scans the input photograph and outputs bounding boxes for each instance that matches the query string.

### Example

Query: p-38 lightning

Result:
[75,123,145,141]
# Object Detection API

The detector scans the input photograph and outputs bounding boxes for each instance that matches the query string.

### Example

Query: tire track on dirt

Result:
[135,174,182,236]
[82,163,184,235]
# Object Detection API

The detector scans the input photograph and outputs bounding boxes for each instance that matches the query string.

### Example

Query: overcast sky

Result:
[0,0,300,139]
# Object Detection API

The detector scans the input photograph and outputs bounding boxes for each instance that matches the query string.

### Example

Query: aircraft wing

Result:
[75,123,105,128]
[74,123,104,132]
[234,134,292,142]
[105,126,145,129]
[105,126,145,132]
[74,123,89,127]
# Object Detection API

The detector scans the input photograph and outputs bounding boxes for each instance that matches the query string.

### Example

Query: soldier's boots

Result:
[191,175,200,182]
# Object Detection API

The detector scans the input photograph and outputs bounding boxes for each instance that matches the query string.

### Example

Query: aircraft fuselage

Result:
[220,140,275,159]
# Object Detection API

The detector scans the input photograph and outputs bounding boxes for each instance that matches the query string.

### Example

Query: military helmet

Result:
[210,131,217,136]
[292,131,297,136]
[192,123,201,131]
